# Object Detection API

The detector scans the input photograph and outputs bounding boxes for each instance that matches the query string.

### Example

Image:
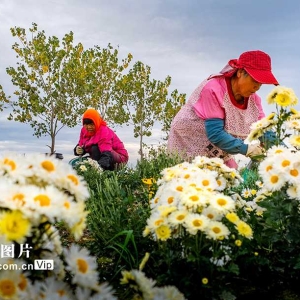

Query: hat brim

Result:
[245,68,279,85]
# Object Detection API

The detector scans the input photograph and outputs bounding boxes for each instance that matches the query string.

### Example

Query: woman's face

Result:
[83,122,96,133]
[237,70,262,97]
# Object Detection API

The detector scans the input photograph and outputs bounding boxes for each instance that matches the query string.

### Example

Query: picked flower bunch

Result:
[256,145,300,197]
[143,156,254,264]
[74,157,103,174]
[0,153,116,300]
[246,86,300,149]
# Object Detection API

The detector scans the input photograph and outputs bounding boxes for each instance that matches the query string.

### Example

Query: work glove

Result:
[75,145,84,155]
[246,144,264,158]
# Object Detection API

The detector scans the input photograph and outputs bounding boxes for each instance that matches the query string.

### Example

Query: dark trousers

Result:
[90,145,102,161]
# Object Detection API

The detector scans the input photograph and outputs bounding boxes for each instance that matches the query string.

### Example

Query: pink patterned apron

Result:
[167,77,261,168]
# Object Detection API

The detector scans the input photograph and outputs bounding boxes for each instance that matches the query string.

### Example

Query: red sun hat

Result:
[228,50,279,85]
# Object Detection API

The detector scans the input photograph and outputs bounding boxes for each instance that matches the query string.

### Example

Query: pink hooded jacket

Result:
[78,109,129,164]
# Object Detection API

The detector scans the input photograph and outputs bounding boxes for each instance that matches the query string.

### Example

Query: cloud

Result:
[1,0,300,167]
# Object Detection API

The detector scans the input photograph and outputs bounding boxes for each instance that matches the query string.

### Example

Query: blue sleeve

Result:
[205,118,248,155]
[259,131,278,149]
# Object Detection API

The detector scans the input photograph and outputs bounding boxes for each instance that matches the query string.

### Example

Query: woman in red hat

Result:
[74,108,129,170]
[167,50,279,168]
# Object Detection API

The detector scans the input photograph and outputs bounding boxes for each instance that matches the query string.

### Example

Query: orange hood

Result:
[82,108,107,132]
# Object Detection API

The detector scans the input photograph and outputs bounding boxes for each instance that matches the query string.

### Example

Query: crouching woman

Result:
[74,108,129,170]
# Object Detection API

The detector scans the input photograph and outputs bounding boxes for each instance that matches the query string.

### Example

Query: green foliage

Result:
[0,23,88,153]
[76,44,133,124]
[116,61,173,159]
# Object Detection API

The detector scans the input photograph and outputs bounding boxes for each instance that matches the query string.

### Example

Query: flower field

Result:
[1,87,300,299]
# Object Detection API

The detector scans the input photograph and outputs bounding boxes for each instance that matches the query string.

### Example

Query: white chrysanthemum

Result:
[192,155,214,167]
[69,202,89,241]
[255,180,264,188]
[202,206,223,221]
[180,186,208,210]
[0,269,22,299]
[215,176,227,191]
[57,166,90,202]
[209,194,235,212]
[184,213,210,235]
[266,145,290,156]
[272,153,296,172]
[287,185,300,200]
[177,165,200,181]
[159,164,185,183]
[168,210,188,226]
[64,244,99,290]
[40,276,73,299]
[27,185,65,222]
[26,154,66,183]
[59,196,86,229]
[149,195,161,210]
[146,212,167,230]
[284,162,300,185]
[241,188,252,198]
[250,117,275,131]
[286,119,300,131]
[156,186,181,207]
[194,171,218,191]
[262,170,286,191]
[289,135,300,148]
[0,153,34,184]
[205,221,230,240]
[258,157,276,177]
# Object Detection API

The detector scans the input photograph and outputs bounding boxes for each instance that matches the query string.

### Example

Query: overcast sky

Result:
[0,0,300,166]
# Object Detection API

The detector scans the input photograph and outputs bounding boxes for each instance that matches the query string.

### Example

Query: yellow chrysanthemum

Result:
[0,210,31,243]
[226,212,240,224]
[202,278,208,285]
[155,224,171,241]
[236,221,253,239]
[267,86,298,107]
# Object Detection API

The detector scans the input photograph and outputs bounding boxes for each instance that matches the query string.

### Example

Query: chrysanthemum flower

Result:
[0,210,31,243]
[210,194,235,212]
[64,244,99,290]
[155,224,171,241]
[262,170,286,191]
[184,213,210,235]
[241,188,252,198]
[286,185,300,200]
[205,221,230,240]
[168,210,188,225]
[226,212,240,224]
[289,135,300,148]
[0,270,22,299]
[235,221,253,239]
[202,206,223,221]
[267,86,298,106]
[180,187,207,209]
